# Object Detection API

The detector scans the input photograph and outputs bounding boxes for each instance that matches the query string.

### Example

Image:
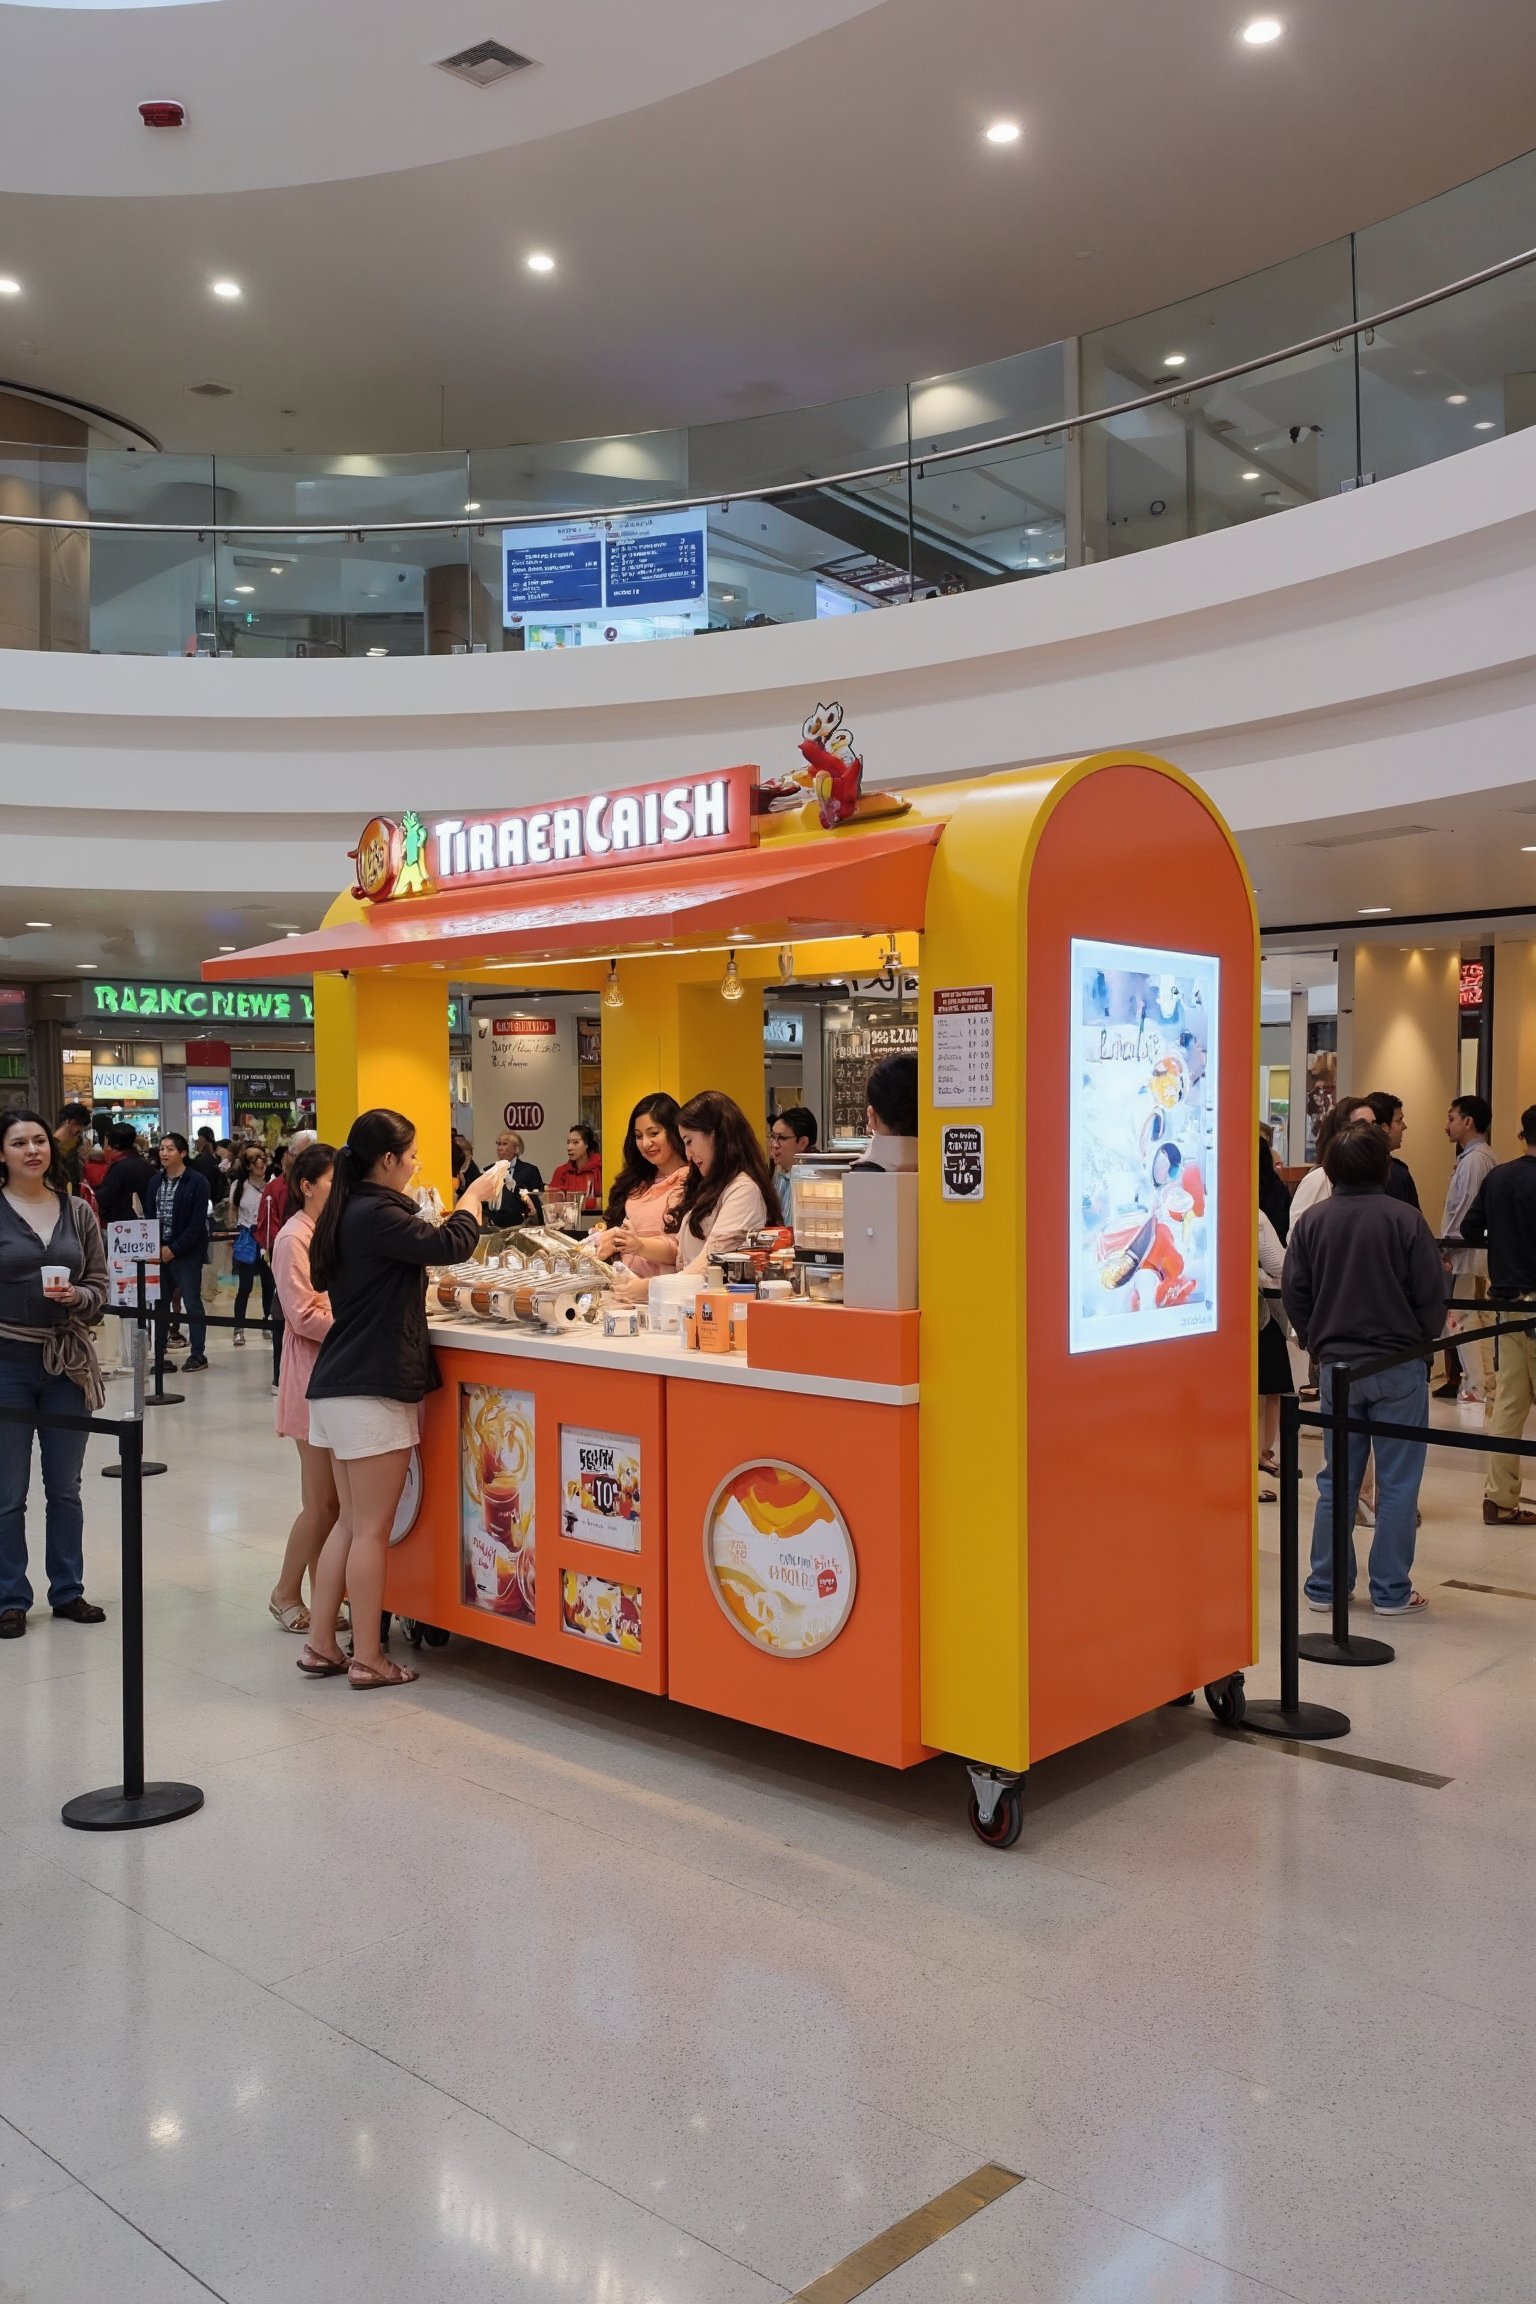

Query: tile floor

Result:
[2,1345,1535,2303]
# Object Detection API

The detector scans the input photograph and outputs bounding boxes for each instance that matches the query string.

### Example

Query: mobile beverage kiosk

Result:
[205,749,1257,1846]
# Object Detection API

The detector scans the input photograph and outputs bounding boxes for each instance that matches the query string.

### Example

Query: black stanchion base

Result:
[1241,1697,1353,1741]
[102,1461,167,1479]
[1297,1632,1395,1667]
[145,1387,185,1407]
[62,1781,204,1832]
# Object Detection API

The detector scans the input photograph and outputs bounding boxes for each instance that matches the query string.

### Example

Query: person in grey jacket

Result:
[1283,1122,1445,1618]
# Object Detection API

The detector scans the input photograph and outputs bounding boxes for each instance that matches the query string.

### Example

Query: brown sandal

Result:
[347,1657,419,1689]
[1483,1501,1536,1526]
[296,1644,349,1678]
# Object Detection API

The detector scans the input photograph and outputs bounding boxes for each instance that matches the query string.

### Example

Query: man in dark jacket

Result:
[1460,1102,1536,1525]
[153,1134,213,1371]
[1283,1121,1445,1617]
[94,1124,159,1230]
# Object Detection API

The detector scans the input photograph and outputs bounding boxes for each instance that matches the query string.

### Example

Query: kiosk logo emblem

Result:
[502,1102,544,1131]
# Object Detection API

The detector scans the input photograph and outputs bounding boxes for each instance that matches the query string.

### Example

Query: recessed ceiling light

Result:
[1241,469,1261,480]
[269,921,301,931]
[365,646,389,657]
[233,584,255,595]
[1163,353,1187,369]
[526,252,556,273]
[984,120,1021,144]
[24,920,51,929]
[1446,393,1467,406]
[76,961,98,970]
[0,277,20,296]
[1522,846,1536,855]
[1474,420,1496,431]
[218,944,236,952]
[1242,17,1283,43]
[285,931,302,939]
[210,279,242,299]
[464,501,481,512]
[1357,905,1392,916]
[269,564,284,574]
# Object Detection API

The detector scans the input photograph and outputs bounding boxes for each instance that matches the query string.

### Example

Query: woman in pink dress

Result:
[589,1094,687,1280]
[267,1142,341,1632]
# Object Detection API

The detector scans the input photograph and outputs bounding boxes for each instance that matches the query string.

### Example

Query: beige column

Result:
[1350,942,1459,1216]
[0,392,89,652]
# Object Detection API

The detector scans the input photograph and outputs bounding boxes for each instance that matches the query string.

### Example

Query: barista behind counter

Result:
[849,1053,919,1174]
[607,1090,777,1303]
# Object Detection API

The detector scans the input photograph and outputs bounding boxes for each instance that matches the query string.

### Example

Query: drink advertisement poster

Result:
[1069,938,1218,1355]
[460,1385,537,1620]
[704,1462,856,1658]
[561,1569,642,1652]
[560,1426,641,1552]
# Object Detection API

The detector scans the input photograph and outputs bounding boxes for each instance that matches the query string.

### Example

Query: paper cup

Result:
[40,1265,70,1292]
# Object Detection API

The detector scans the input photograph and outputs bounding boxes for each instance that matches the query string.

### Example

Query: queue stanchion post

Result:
[145,1259,184,1409]
[1242,1391,1351,1740]
[62,1413,203,1832]
[102,1262,166,1479]
[1297,1360,1394,1668]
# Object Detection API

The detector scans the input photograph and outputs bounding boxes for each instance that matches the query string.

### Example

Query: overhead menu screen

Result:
[1069,938,1218,1355]
[504,510,708,630]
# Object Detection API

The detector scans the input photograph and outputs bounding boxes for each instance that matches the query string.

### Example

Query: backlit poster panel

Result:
[1069,938,1218,1354]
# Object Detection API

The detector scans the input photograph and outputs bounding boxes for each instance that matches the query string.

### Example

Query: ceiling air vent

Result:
[1299,823,1434,851]
[434,40,536,87]
[188,381,234,398]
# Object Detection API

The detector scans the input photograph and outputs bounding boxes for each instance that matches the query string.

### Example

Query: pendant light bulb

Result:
[720,949,745,1002]
[880,931,900,975]
[601,958,624,1011]
[778,944,795,983]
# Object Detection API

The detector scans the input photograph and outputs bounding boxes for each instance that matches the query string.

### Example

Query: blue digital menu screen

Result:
[503,511,708,628]
[504,534,603,617]
[605,526,705,608]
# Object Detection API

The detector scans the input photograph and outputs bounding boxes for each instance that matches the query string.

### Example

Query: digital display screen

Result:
[1069,938,1218,1354]
[503,510,707,629]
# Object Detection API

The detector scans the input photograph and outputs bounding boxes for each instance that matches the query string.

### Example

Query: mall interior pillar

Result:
[314,971,452,1202]
[599,956,764,1156]
[1350,943,1458,1215]
[0,392,89,653]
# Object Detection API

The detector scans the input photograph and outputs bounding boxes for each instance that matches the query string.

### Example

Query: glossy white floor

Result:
[2,1344,1535,2304]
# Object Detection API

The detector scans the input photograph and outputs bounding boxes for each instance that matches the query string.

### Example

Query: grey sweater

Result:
[1282,1184,1445,1366]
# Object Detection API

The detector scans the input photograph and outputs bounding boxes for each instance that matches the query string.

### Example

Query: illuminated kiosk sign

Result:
[350,768,757,904]
[84,981,315,1025]
[1068,937,1219,1355]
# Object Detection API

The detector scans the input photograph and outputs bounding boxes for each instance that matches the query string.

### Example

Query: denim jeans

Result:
[0,1345,90,1613]
[165,1255,206,1360]
[1308,1360,1428,1611]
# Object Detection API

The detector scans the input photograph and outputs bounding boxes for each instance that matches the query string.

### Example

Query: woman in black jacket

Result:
[298,1108,504,1687]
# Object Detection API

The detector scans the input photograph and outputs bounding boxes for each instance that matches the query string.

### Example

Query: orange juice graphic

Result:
[705,1463,855,1656]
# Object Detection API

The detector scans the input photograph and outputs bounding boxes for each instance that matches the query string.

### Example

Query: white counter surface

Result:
[427,1314,918,1406]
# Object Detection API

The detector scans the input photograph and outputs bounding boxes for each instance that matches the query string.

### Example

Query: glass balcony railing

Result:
[3,148,1535,659]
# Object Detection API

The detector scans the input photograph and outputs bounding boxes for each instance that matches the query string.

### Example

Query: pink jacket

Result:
[272,1212,331,1442]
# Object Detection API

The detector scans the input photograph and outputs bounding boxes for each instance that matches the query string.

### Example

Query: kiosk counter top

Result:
[424,1308,919,1407]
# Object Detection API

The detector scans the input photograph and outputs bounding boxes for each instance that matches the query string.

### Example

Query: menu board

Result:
[1068,938,1218,1354]
[932,987,994,1108]
[560,1426,641,1552]
[504,510,707,629]
[460,1385,537,1619]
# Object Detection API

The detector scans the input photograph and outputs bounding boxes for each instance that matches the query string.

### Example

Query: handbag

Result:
[232,1224,261,1268]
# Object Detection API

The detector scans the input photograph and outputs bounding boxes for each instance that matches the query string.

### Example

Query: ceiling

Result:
[0,887,328,985]
[1248,782,1536,936]
[1,0,1535,454]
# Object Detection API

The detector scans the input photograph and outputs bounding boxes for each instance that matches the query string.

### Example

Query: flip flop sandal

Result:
[1258,1455,1280,1475]
[1258,1486,1278,1504]
[296,1645,349,1678]
[269,1599,311,1634]
[347,1658,420,1689]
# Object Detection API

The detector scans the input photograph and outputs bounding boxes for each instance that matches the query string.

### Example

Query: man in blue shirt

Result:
[154,1134,212,1371]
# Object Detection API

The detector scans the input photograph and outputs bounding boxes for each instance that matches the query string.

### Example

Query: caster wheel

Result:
[1204,1672,1246,1727]
[422,1625,450,1649]
[1165,1691,1196,1708]
[967,1786,1024,1849]
[402,1619,425,1649]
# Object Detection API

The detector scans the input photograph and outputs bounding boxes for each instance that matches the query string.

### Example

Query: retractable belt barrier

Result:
[1245,1294,1536,1743]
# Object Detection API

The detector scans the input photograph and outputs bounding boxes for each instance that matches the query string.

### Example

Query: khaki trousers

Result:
[1484,1311,1536,1510]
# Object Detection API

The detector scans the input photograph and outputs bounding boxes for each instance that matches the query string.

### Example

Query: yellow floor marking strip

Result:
[790,2163,1023,2303]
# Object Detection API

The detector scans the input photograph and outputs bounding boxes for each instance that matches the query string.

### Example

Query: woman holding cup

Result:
[0,1110,109,1639]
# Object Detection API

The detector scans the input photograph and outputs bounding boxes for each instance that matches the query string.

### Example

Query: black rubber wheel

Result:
[967,1786,1024,1849]
[401,1619,426,1649]
[1165,1691,1197,1708]
[1204,1672,1247,1726]
[422,1625,450,1649]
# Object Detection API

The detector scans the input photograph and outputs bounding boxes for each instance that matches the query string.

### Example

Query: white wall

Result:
[5,431,1536,906]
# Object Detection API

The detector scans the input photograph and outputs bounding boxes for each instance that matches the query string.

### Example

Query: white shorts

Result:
[307,1395,419,1461]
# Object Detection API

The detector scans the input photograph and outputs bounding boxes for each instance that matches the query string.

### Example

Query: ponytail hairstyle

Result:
[666,1090,777,1239]
[286,1140,335,1218]
[309,1108,415,1290]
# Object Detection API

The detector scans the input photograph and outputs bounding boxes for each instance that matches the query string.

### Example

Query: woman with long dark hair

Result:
[268,1142,341,1635]
[591,1094,688,1281]
[298,1110,505,1687]
[228,1142,276,1348]
[612,1090,774,1303]
[0,1109,109,1639]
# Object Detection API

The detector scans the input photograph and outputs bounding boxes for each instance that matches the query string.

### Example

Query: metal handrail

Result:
[2,240,1533,540]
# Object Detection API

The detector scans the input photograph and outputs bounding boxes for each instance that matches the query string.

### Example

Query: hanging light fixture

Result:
[601,958,624,1010]
[720,950,745,1002]
[879,931,900,979]
[778,944,795,983]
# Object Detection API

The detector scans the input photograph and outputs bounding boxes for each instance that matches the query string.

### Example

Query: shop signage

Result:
[107,1219,161,1308]
[502,1101,545,1131]
[233,1069,296,1104]
[932,986,994,1109]
[941,1124,985,1201]
[764,1010,804,1049]
[81,980,315,1026]
[1460,960,1486,1012]
[93,1064,159,1101]
[560,1426,642,1552]
[868,1021,918,1054]
[493,1017,556,1040]
[703,1460,856,1658]
[349,767,757,905]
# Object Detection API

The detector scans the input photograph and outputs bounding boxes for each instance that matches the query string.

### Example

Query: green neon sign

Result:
[84,981,317,1026]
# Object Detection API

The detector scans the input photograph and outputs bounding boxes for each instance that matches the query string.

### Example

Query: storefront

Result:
[205,751,1257,1843]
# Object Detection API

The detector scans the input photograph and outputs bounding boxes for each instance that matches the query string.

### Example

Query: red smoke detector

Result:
[139,100,187,129]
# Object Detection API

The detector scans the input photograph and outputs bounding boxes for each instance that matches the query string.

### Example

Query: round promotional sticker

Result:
[703,1460,856,1658]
